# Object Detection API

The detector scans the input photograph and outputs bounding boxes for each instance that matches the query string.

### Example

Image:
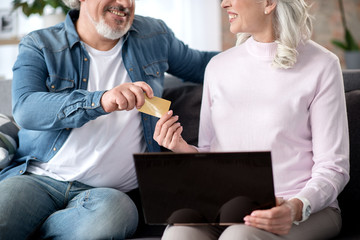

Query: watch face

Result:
[305,205,311,217]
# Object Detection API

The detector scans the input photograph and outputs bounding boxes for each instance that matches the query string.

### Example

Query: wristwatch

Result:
[292,197,311,225]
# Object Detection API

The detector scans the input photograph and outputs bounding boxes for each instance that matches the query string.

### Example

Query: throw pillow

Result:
[0,114,19,169]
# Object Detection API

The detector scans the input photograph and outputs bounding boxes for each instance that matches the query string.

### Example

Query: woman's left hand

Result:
[153,110,197,153]
[243,197,302,235]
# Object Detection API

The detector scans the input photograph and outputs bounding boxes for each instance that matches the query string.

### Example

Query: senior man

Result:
[0,0,217,239]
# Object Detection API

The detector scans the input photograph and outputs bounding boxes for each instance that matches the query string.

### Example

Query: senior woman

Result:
[154,0,349,239]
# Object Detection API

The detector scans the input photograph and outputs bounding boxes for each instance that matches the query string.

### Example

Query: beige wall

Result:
[221,0,360,68]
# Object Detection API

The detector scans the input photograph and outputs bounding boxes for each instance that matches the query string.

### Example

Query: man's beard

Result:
[95,18,130,40]
[87,11,131,40]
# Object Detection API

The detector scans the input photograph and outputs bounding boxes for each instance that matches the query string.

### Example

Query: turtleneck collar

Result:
[245,36,278,60]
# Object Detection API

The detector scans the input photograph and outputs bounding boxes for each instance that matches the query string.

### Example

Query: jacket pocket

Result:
[46,75,75,93]
[142,61,169,79]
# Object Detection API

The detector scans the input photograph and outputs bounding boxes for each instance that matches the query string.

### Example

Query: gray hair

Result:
[62,0,80,10]
[237,0,313,69]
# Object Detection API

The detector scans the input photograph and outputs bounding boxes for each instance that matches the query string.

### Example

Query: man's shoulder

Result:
[130,15,170,36]
[20,21,76,52]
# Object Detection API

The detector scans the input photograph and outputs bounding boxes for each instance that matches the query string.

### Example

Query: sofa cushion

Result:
[162,84,203,146]
[337,90,360,237]
[0,114,19,169]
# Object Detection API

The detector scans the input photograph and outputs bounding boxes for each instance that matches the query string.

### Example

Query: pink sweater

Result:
[199,37,349,213]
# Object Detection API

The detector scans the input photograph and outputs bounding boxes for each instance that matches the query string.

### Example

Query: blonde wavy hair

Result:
[237,0,313,69]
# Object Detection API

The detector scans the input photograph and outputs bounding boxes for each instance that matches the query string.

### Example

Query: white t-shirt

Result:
[28,39,146,192]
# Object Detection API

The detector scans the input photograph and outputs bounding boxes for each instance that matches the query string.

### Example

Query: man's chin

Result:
[102,32,126,40]
[96,22,130,40]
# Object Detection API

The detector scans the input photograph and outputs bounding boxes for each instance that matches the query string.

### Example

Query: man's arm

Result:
[164,21,218,83]
[12,37,106,131]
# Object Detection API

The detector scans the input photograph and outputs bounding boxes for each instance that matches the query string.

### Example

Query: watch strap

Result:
[290,197,311,225]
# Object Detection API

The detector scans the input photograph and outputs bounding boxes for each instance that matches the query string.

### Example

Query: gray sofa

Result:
[0,70,359,240]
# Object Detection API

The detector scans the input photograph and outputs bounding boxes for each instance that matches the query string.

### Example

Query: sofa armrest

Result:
[0,80,12,117]
[0,114,19,169]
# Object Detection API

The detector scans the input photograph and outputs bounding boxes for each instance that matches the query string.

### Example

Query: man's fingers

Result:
[133,81,153,99]
[121,88,137,110]
[101,81,153,112]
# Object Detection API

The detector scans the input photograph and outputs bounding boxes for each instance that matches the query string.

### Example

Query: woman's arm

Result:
[295,58,350,213]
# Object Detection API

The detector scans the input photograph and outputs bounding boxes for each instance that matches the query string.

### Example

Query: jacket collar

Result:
[64,10,139,48]
[64,10,81,49]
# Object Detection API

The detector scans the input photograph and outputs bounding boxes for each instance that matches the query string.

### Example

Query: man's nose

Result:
[116,0,133,8]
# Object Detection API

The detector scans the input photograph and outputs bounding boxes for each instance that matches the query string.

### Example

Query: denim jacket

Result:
[0,10,216,180]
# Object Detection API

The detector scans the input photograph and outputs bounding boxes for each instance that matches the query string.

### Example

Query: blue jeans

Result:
[0,173,138,240]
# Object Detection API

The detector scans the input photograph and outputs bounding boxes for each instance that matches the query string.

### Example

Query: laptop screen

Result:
[133,151,275,225]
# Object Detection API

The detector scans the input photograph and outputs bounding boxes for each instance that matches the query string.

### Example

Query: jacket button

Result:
[53,147,57,151]
[19,170,23,174]
[84,58,88,61]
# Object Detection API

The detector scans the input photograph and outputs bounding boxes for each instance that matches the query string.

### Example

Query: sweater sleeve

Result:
[293,58,350,213]
[197,62,215,152]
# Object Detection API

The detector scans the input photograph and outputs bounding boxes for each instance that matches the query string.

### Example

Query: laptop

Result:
[133,151,275,226]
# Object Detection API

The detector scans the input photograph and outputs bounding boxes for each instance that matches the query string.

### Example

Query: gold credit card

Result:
[138,94,171,118]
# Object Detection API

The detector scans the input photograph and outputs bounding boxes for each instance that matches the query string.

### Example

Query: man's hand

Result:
[243,197,303,235]
[101,81,153,113]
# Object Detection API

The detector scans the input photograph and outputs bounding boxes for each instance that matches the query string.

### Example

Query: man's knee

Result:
[0,175,53,239]
[40,188,139,239]
[90,188,139,237]
[0,175,44,217]
[78,188,138,239]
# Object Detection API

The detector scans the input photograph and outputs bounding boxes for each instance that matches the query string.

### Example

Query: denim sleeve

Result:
[163,22,218,84]
[12,36,107,131]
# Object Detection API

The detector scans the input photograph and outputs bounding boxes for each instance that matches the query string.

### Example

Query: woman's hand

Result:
[153,110,197,153]
[243,197,302,235]
[101,81,153,113]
